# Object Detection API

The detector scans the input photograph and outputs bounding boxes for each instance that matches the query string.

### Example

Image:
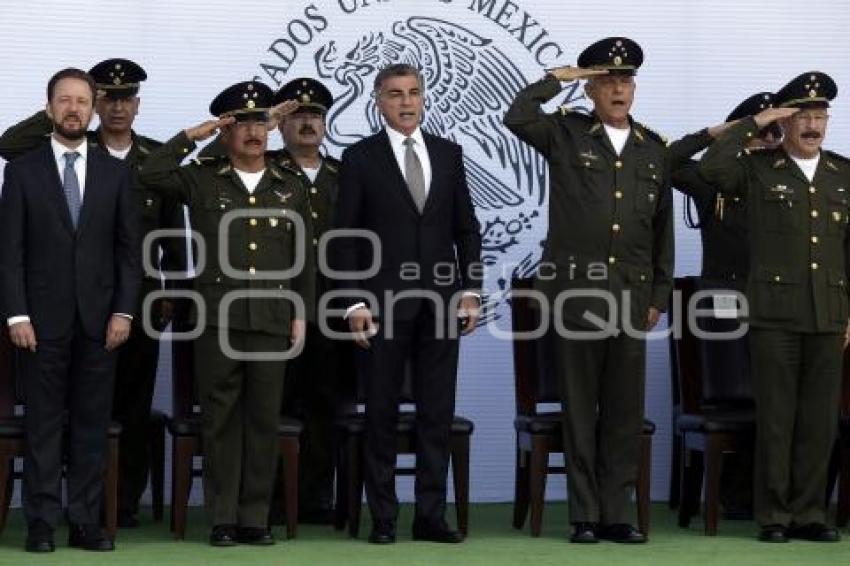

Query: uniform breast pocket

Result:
[751,267,800,321]
[760,187,800,233]
[826,188,848,235]
[635,160,662,216]
[571,154,607,200]
[827,269,849,323]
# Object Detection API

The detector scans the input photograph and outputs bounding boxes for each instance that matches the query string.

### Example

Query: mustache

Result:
[298,126,317,135]
[801,131,821,139]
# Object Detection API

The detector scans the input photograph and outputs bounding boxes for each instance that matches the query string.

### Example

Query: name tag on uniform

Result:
[713,294,738,319]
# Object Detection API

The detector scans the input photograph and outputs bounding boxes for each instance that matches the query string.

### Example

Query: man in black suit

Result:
[332,63,482,544]
[0,68,140,552]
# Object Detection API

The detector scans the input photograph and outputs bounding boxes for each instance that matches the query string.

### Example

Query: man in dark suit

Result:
[0,68,141,552]
[333,63,482,544]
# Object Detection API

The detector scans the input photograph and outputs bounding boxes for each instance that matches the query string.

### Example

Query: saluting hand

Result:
[753,107,799,129]
[268,100,300,131]
[545,65,609,83]
[184,116,236,141]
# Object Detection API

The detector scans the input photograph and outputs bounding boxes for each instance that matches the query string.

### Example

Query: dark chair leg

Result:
[678,440,703,528]
[528,435,548,537]
[836,433,850,527]
[0,452,12,534]
[281,436,299,539]
[450,432,470,536]
[637,433,652,536]
[333,434,348,531]
[669,431,681,509]
[704,436,724,536]
[346,434,362,538]
[171,436,194,540]
[104,437,119,540]
[513,446,530,530]
[149,419,165,522]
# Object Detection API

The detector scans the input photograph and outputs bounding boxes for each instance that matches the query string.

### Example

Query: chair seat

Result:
[514,412,655,435]
[335,411,474,435]
[677,409,755,433]
[166,414,303,437]
[0,416,122,437]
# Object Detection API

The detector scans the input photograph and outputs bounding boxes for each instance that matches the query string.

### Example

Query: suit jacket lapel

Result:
[377,130,420,214]
[421,133,443,216]
[40,144,74,233]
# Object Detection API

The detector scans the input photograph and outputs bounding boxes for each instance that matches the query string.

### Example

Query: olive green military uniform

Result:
[201,137,353,518]
[138,131,315,527]
[504,75,674,525]
[700,117,849,527]
[0,110,186,519]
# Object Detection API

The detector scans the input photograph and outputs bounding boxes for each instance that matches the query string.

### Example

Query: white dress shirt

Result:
[385,125,432,193]
[791,154,820,183]
[107,144,132,160]
[603,123,631,156]
[235,168,266,194]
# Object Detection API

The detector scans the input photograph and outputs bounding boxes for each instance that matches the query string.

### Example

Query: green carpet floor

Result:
[0,504,847,565]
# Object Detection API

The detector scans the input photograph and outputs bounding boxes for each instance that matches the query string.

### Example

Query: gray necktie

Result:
[403,137,427,213]
[63,151,82,229]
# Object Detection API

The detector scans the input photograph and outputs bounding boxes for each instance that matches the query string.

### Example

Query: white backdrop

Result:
[2,0,850,505]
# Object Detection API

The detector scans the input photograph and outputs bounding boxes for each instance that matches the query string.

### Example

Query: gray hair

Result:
[373,63,425,95]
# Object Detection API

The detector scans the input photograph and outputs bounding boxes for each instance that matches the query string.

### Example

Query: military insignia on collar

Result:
[588,122,603,134]
[273,190,292,203]
[772,158,787,168]
[138,144,150,155]
[217,164,232,175]
[827,161,840,172]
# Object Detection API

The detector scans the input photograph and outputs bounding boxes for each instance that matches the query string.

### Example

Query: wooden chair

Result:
[164,322,303,539]
[674,277,755,536]
[509,277,654,537]
[0,328,121,539]
[332,360,473,538]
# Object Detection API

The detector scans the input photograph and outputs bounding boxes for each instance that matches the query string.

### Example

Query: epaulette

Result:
[743,146,770,156]
[190,156,224,167]
[559,105,592,121]
[824,150,850,169]
[635,122,669,146]
[135,134,163,155]
[324,155,340,173]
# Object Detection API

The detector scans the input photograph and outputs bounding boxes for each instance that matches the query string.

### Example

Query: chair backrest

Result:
[510,277,562,417]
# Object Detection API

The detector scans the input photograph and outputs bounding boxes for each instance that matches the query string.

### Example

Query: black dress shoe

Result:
[598,523,647,544]
[412,519,465,543]
[25,520,55,553]
[758,525,789,543]
[210,524,238,547]
[368,519,396,544]
[237,526,275,545]
[570,522,599,544]
[68,524,115,551]
[788,523,840,542]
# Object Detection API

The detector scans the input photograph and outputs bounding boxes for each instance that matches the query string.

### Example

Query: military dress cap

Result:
[88,58,147,98]
[210,81,274,121]
[726,92,775,122]
[775,71,837,108]
[274,77,333,114]
[577,37,643,75]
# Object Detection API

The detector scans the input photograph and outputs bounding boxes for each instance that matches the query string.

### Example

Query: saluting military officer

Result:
[504,37,674,544]
[669,93,782,518]
[699,72,847,543]
[0,59,185,528]
[138,81,315,546]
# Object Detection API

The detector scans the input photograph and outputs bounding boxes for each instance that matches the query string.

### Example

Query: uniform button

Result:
[215,276,221,283]
[312,238,318,246]
[615,161,623,169]
[219,203,226,210]
[249,266,256,275]
[584,161,591,167]
[809,186,817,194]
[811,210,819,218]
[746,131,754,138]
[773,275,782,282]
[615,191,623,199]
[146,198,153,206]
[311,211,318,219]
[811,262,819,270]
[249,242,257,251]
[249,218,257,226]
[612,223,621,232]
[608,256,616,265]
[248,196,256,205]
[310,187,318,195]
[811,235,819,244]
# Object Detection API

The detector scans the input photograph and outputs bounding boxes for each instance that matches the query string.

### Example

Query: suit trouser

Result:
[359,302,459,523]
[22,321,117,528]
[283,321,353,511]
[113,319,160,515]
[194,327,288,527]
[750,328,842,527]
[552,324,646,525]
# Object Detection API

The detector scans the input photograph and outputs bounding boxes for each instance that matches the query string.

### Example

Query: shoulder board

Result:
[190,156,223,167]
[136,135,163,154]
[558,105,592,121]
[635,122,668,146]
[824,150,850,168]
[743,146,770,156]
[324,156,339,173]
